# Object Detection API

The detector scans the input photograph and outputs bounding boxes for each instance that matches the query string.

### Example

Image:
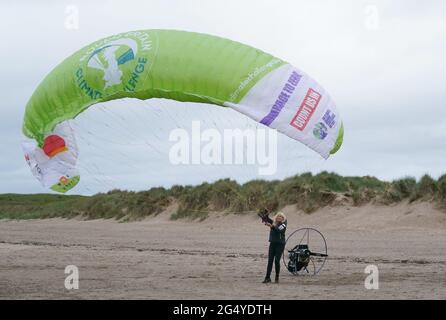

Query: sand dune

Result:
[0,200,445,299]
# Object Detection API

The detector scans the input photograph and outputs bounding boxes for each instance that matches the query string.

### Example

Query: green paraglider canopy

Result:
[22,29,343,193]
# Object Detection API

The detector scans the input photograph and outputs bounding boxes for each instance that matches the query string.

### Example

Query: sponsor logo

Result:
[75,31,153,100]
[87,38,138,90]
[322,110,336,128]
[59,176,70,185]
[313,122,328,140]
[51,175,81,193]
[43,135,68,158]
[290,88,321,131]
[260,71,302,126]
[229,58,282,102]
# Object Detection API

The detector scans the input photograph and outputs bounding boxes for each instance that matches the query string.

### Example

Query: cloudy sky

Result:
[1,0,445,194]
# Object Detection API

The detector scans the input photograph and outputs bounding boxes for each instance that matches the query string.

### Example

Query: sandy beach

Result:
[0,201,445,299]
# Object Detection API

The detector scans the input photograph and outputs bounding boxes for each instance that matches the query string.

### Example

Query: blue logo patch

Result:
[322,110,336,128]
[313,122,328,140]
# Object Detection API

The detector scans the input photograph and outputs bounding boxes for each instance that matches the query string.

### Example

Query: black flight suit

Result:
[265,218,287,279]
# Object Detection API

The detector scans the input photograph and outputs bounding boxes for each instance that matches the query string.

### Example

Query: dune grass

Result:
[1,172,446,221]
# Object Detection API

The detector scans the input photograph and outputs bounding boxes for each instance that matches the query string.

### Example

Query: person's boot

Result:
[275,275,279,283]
[262,277,271,283]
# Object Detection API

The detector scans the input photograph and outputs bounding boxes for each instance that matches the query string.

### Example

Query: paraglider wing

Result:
[22,29,343,193]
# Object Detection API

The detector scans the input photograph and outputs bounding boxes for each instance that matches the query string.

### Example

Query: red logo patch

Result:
[43,135,68,158]
[59,176,69,185]
[290,88,322,131]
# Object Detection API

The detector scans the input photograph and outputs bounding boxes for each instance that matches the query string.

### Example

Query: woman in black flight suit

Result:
[262,211,287,283]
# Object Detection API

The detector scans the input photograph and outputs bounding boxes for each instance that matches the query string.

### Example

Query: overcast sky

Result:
[1,0,445,194]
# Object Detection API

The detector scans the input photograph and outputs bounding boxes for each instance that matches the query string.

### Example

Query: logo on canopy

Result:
[313,122,328,140]
[87,38,138,89]
[75,31,153,100]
